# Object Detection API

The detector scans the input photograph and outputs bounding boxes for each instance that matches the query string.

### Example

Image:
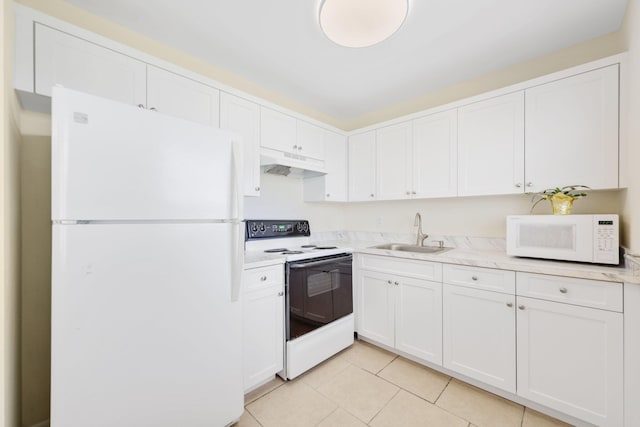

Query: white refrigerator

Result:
[50,87,244,427]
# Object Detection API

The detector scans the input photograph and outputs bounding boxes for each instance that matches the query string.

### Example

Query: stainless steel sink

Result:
[370,243,452,254]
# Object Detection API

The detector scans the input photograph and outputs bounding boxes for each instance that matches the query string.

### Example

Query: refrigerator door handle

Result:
[231,220,244,302]
[230,136,244,221]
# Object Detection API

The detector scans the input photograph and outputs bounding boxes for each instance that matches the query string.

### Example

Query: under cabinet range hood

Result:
[260,148,327,178]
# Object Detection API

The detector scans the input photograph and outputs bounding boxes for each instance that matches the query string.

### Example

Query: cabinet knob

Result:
[518,305,525,310]
[370,194,374,198]
[137,104,145,109]
[406,191,411,195]
[471,276,478,281]
[278,291,284,296]
[298,145,303,151]
[260,276,267,281]
[326,193,330,197]
[394,281,399,286]
[506,302,513,307]
[515,182,522,188]
[559,287,568,294]
[255,186,260,191]
[526,182,533,187]
[412,191,416,195]
[387,280,393,285]
[149,107,157,112]
[293,145,298,150]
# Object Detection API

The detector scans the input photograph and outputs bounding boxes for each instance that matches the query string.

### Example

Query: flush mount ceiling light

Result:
[319,0,409,48]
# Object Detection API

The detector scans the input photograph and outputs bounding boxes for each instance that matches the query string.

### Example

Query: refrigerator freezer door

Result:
[51,223,243,427]
[52,87,239,221]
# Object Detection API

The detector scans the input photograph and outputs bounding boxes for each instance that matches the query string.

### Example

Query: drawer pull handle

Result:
[394,281,399,286]
[471,276,478,281]
[518,305,525,310]
[387,280,393,284]
[506,302,513,308]
[278,291,284,296]
[559,287,568,294]
[260,276,267,281]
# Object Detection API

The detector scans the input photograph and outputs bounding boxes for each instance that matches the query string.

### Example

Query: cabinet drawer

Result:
[516,273,622,312]
[243,264,283,292]
[357,254,442,282]
[443,264,515,294]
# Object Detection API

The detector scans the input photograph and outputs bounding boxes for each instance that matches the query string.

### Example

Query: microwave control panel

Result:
[594,215,619,263]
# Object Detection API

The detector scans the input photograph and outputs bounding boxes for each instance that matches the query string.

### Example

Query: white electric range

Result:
[245,220,354,380]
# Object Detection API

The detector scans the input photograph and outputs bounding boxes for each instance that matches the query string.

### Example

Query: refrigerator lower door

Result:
[51,223,243,427]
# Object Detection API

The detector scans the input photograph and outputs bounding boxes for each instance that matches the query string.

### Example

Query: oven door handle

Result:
[288,254,353,269]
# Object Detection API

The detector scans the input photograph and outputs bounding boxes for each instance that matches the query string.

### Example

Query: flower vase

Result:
[550,193,575,215]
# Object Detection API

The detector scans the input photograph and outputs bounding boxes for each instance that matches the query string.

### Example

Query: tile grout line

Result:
[434,376,453,404]
[366,387,402,426]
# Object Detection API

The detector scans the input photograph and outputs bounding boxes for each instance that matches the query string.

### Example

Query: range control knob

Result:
[259,223,266,232]
[303,223,309,233]
[250,223,258,233]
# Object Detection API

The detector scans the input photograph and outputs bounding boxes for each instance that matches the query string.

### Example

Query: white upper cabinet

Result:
[376,122,413,200]
[260,107,297,154]
[146,65,220,127]
[35,24,146,107]
[296,121,326,160]
[220,92,261,197]
[304,131,348,202]
[348,131,377,201]
[260,107,325,161]
[458,92,525,196]
[412,110,458,198]
[525,65,619,192]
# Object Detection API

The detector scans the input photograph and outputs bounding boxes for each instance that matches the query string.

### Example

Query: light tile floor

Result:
[237,340,572,427]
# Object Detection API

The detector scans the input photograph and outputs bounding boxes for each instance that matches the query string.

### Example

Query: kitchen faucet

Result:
[414,212,429,246]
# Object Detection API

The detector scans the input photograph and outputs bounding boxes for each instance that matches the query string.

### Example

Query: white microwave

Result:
[506,214,619,265]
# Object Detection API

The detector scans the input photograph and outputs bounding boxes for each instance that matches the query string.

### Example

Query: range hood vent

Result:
[260,148,327,179]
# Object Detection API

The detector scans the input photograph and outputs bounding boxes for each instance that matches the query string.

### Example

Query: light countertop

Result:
[243,233,640,284]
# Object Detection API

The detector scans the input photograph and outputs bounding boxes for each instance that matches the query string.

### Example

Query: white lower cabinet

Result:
[516,295,623,427]
[356,256,442,365]
[442,284,516,393]
[355,258,626,426]
[242,264,284,392]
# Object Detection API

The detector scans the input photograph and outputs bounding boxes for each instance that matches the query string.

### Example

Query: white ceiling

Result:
[64,0,628,121]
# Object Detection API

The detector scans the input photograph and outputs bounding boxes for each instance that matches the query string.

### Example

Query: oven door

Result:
[286,254,353,340]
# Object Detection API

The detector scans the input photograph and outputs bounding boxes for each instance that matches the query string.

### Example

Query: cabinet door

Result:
[458,92,525,196]
[304,131,347,201]
[146,65,220,127]
[413,110,458,198]
[516,296,623,426]
[376,122,412,200]
[357,270,394,347]
[260,107,297,153]
[525,65,619,192]
[395,277,442,365]
[243,284,284,392]
[220,93,261,197]
[296,121,325,160]
[348,131,377,201]
[443,285,516,393]
[35,24,146,106]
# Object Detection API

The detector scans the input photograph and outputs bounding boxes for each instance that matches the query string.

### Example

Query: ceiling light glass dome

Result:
[319,0,409,48]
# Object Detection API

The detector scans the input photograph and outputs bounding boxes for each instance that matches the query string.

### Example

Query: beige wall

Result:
[1,0,22,426]
[621,0,640,254]
[19,136,49,427]
[341,191,624,238]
